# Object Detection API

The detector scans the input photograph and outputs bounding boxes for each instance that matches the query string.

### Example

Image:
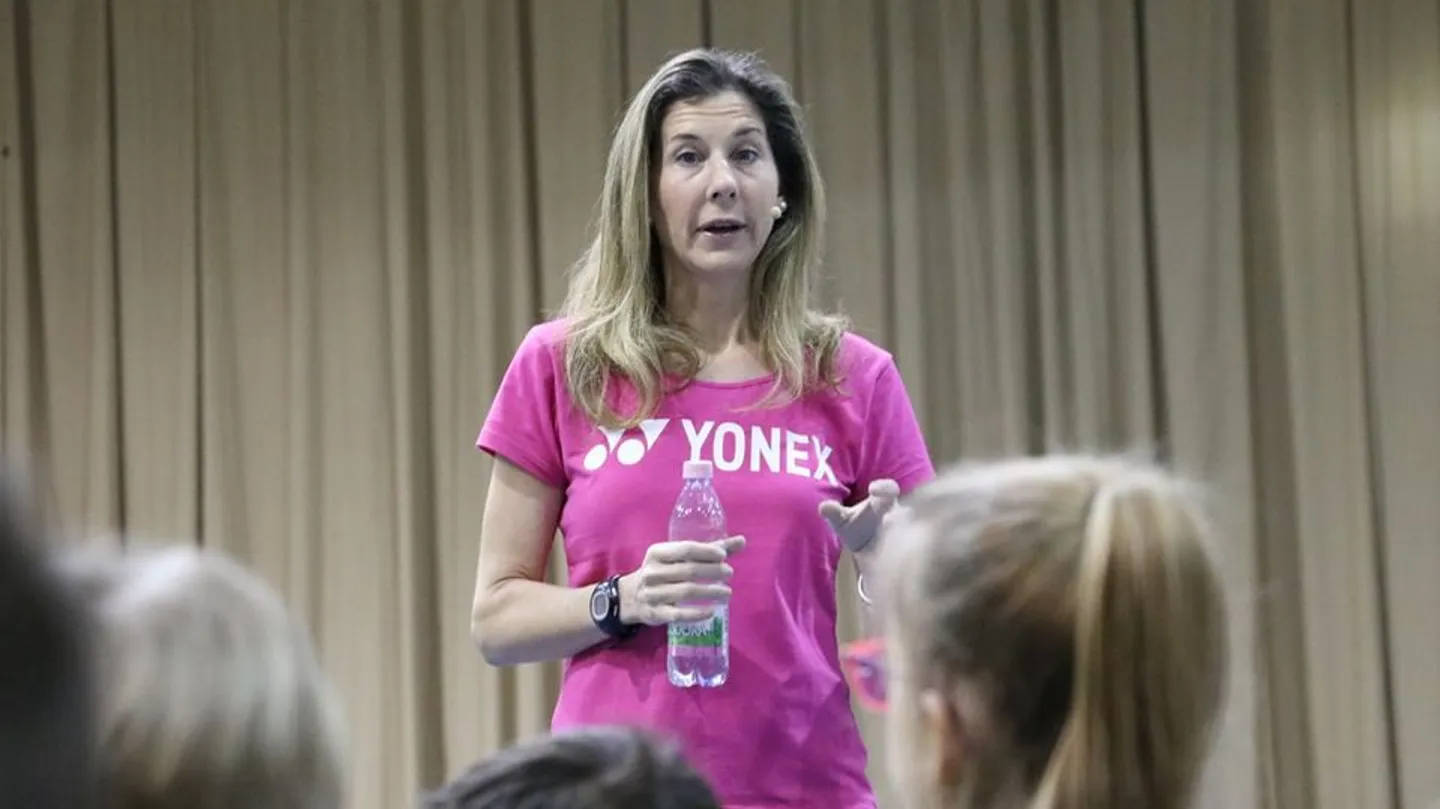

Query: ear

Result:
[920,688,967,792]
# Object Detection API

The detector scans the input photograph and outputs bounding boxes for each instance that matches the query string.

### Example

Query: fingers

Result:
[868,478,901,505]
[649,536,744,564]
[641,561,732,586]
[820,479,905,553]
[864,480,901,525]
[818,499,853,528]
[658,605,716,623]
[841,507,886,553]
[649,541,725,564]
[642,582,731,606]
[713,535,746,556]
[820,479,901,529]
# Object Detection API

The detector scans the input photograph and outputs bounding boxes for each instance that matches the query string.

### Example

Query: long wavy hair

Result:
[559,48,846,429]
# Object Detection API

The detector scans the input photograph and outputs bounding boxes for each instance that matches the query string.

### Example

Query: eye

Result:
[674,150,702,166]
[734,147,761,164]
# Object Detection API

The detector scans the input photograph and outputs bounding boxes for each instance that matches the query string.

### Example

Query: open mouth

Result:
[698,220,745,235]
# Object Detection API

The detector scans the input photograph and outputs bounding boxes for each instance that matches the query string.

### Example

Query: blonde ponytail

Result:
[1029,472,1228,809]
[881,457,1228,809]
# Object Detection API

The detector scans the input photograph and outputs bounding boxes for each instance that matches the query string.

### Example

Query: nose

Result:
[706,160,739,203]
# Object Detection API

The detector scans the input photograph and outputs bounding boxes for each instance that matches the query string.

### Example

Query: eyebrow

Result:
[665,125,766,145]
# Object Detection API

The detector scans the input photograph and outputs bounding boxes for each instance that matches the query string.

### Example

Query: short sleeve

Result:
[851,359,934,504]
[476,326,568,488]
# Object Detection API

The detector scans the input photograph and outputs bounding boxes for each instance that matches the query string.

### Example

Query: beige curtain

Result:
[2,2,1436,809]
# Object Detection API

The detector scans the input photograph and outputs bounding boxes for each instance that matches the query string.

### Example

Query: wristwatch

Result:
[589,575,638,640]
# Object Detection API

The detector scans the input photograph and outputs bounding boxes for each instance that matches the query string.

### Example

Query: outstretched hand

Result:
[818,479,901,554]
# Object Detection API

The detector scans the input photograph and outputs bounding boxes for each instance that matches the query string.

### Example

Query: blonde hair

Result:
[559,48,846,428]
[63,544,347,809]
[882,456,1228,809]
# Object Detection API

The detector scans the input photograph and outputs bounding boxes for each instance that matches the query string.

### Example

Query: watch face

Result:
[590,585,610,622]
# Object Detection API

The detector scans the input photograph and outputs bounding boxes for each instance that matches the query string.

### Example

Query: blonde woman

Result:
[62,545,347,809]
[472,49,933,808]
[843,456,1228,809]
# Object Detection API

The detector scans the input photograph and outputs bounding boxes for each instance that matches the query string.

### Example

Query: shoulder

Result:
[836,331,899,383]
[508,318,571,367]
[520,318,570,351]
[494,319,573,395]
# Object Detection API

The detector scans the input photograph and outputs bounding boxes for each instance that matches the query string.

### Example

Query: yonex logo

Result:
[582,419,671,471]
[581,417,839,485]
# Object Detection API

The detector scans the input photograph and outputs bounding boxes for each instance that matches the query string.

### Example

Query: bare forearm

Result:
[472,578,609,666]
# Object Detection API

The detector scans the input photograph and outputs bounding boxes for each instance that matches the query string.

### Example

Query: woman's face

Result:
[651,90,783,280]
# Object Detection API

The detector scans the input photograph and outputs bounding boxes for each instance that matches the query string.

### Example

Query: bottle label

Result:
[669,616,725,647]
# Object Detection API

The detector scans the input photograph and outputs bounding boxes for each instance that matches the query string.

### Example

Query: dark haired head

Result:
[423,727,720,809]
[0,468,97,809]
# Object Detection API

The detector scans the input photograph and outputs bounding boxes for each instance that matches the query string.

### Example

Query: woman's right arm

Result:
[469,457,609,665]
[470,457,743,666]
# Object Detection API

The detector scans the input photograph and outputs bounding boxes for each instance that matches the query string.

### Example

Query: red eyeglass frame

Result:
[839,636,888,712]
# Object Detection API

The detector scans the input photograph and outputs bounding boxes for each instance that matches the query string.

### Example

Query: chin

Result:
[684,253,757,277]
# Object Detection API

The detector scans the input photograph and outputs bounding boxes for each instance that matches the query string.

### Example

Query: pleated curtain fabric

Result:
[1,3,1436,809]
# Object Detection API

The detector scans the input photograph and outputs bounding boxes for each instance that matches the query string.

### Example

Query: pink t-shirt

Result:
[477,320,933,809]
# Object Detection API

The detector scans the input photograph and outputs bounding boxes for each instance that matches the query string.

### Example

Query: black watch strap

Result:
[590,575,638,639]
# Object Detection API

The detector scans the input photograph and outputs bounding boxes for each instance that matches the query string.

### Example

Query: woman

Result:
[471,49,933,808]
[62,545,347,809]
[848,456,1228,809]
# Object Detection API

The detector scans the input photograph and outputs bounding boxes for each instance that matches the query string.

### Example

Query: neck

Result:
[663,263,750,352]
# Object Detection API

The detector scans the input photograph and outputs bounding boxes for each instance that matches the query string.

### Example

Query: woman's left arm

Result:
[817,355,934,607]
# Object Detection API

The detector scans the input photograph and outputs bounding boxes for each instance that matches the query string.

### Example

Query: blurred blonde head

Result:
[560,48,846,428]
[64,544,346,809]
[879,456,1228,809]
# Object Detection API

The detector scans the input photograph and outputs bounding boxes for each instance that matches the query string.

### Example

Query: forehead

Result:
[660,90,766,140]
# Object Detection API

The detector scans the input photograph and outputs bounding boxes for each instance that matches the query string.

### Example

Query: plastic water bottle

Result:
[666,460,729,687]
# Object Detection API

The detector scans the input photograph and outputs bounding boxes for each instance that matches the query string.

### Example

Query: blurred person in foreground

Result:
[842,456,1229,809]
[61,543,348,809]
[0,469,97,809]
[423,726,721,809]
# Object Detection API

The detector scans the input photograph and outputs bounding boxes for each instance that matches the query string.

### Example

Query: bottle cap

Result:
[682,460,714,479]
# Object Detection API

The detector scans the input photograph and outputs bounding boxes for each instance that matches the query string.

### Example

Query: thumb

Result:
[866,479,901,517]
[818,499,853,529]
[713,535,747,556]
[868,478,901,503]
